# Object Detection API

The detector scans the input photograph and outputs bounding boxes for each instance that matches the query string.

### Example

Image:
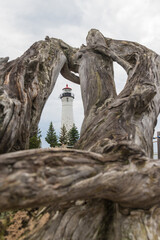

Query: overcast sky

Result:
[1,0,160,149]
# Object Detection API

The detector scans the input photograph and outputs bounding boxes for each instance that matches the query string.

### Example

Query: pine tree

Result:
[59,125,68,145]
[29,128,42,149]
[45,122,58,147]
[68,124,79,147]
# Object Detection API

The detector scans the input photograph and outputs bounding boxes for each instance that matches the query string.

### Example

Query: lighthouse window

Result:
[67,97,69,102]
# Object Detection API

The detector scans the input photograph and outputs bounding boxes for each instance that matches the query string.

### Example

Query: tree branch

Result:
[60,62,80,84]
[1,148,160,211]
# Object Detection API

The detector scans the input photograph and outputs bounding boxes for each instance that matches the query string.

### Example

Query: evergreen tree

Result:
[68,124,79,147]
[59,125,68,145]
[29,128,42,149]
[45,122,58,147]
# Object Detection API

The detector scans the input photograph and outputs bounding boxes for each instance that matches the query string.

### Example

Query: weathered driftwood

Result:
[77,30,160,159]
[0,37,79,153]
[1,29,160,239]
[1,148,160,212]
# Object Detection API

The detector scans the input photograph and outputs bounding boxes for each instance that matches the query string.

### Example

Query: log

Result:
[1,148,160,212]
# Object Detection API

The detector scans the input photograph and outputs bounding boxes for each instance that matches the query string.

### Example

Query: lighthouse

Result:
[60,84,74,132]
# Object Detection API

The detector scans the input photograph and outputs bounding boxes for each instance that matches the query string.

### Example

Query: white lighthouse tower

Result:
[60,84,74,132]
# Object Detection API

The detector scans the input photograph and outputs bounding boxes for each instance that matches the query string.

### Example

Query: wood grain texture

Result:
[1,148,160,212]
[0,37,79,153]
[76,29,160,159]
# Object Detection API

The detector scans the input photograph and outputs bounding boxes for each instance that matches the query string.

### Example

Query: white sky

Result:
[0,0,160,148]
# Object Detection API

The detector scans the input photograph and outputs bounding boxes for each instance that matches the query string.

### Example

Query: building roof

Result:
[62,84,72,90]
